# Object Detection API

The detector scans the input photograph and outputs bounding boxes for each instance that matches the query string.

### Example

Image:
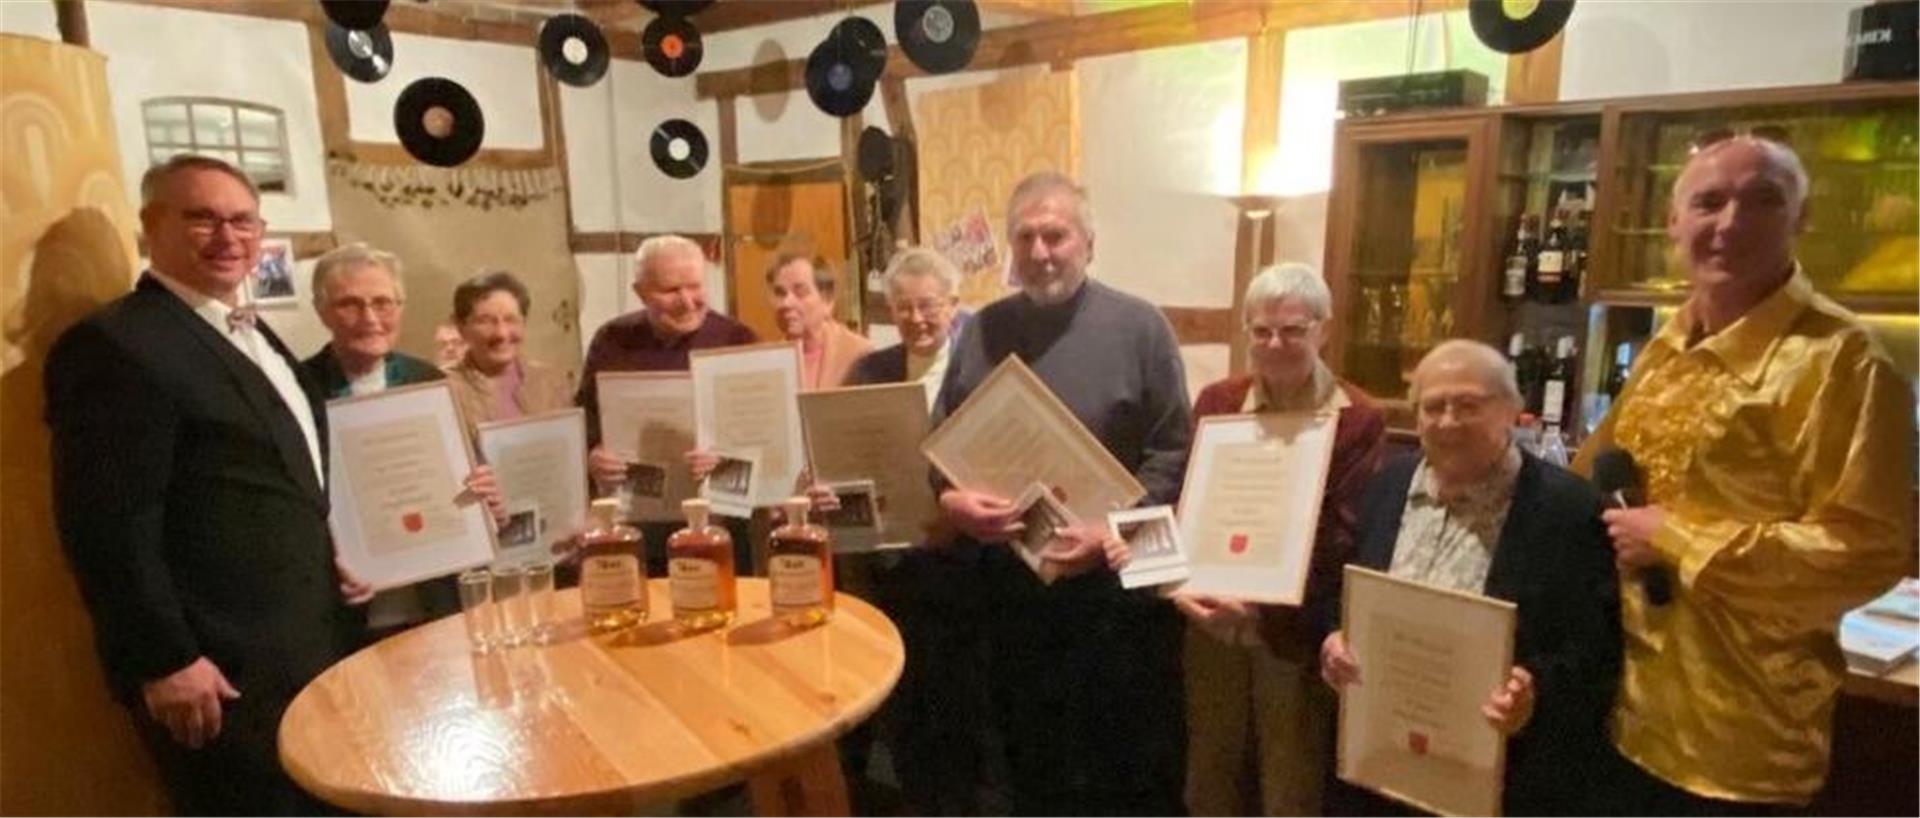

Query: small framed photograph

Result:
[704,447,759,519]
[627,461,669,501]
[1108,505,1188,590]
[251,237,298,306]
[499,501,541,549]
[822,479,884,553]
[1012,481,1079,585]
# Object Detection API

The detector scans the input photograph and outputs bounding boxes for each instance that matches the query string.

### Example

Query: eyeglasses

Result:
[1246,321,1319,345]
[889,298,952,319]
[180,209,266,238]
[1689,124,1790,155]
[329,296,403,316]
[1416,392,1494,421]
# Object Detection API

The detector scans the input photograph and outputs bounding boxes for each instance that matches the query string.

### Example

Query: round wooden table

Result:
[279,579,903,816]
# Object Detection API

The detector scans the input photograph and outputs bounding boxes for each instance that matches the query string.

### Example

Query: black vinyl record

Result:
[1469,0,1575,55]
[321,0,388,31]
[833,16,889,84]
[325,21,393,84]
[895,0,979,75]
[805,34,878,118]
[643,15,704,77]
[540,14,610,87]
[651,119,709,180]
[393,77,485,168]
[640,0,715,18]
[858,126,894,181]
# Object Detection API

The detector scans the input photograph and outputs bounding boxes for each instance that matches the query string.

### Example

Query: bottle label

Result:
[581,554,642,609]
[669,557,719,610]
[1503,260,1527,296]
[769,555,824,607]
[1536,250,1564,276]
[1542,380,1567,425]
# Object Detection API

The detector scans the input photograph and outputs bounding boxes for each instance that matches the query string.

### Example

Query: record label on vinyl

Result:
[1469,0,1575,55]
[541,13,610,87]
[326,21,393,84]
[651,119,709,180]
[896,0,979,74]
[643,15,704,77]
[394,77,485,168]
[322,0,389,31]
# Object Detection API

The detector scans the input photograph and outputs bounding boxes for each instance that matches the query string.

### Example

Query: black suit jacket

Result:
[44,275,353,721]
[1345,451,1621,816]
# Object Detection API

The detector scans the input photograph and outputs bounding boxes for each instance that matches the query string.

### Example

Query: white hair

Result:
[1006,171,1095,239]
[882,247,960,300]
[1410,339,1522,406]
[310,242,404,308]
[633,234,705,287]
[1242,262,1331,324]
[1673,136,1810,212]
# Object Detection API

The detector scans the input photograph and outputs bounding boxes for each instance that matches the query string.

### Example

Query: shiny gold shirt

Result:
[1575,269,1916,804]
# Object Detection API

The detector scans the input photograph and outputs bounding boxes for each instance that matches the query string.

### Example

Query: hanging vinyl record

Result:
[640,0,716,18]
[393,77,485,168]
[326,21,393,83]
[321,0,389,31]
[805,33,878,118]
[1469,0,1576,55]
[895,0,979,75]
[540,14,610,87]
[643,15,704,77]
[833,16,889,84]
[651,119,709,180]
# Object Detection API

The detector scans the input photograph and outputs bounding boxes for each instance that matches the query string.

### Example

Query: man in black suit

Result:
[1319,340,1621,816]
[44,155,354,814]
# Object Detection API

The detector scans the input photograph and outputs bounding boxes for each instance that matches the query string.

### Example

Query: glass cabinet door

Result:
[1339,139,1470,403]
[1601,90,1919,308]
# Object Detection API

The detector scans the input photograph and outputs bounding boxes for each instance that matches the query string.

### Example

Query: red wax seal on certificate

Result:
[1408,731,1429,755]
[1228,533,1249,554]
[402,512,424,533]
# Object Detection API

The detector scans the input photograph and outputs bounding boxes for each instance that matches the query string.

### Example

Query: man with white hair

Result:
[934,171,1192,814]
[1321,340,1620,816]
[576,235,757,568]
[1575,134,1914,813]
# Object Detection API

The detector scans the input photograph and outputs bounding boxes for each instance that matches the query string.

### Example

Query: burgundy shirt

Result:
[1189,373,1388,662]
[576,310,757,446]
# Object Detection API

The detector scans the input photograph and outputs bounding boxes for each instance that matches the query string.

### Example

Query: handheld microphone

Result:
[1592,448,1673,607]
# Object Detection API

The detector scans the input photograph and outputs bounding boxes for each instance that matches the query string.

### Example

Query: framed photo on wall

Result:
[251,237,298,306]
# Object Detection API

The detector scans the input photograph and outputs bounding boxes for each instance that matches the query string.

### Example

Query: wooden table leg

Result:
[748,743,849,817]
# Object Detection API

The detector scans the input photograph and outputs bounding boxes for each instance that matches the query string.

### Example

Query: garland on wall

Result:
[326,159,565,211]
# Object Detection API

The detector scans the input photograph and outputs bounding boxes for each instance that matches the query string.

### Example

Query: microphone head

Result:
[1592,448,1641,496]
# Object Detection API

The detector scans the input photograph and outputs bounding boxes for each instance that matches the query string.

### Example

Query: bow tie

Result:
[227,307,258,334]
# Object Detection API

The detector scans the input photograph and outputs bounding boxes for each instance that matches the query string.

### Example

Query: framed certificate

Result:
[596,372,696,522]
[1175,412,1338,604]
[1338,565,1516,817]
[921,355,1145,525]
[326,381,496,591]
[476,408,588,566]
[1110,505,1189,590]
[798,382,940,549]
[691,342,805,508]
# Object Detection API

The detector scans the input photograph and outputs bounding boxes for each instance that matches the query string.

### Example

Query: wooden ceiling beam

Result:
[695,0,1464,100]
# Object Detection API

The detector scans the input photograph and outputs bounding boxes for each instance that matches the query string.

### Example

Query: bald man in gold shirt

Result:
[1575,135,1914,813]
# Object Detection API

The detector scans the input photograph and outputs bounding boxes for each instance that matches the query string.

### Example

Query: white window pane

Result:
[237,108,281,149]
[191,104,237,147]
[203,148,241,167]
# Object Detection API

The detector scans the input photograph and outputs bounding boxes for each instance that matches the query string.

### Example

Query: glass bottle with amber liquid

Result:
[768,496,834,627]
[579,498,647,633]
[668,498,737,631]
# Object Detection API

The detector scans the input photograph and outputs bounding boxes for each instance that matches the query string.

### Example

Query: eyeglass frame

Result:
[178,208,268,238]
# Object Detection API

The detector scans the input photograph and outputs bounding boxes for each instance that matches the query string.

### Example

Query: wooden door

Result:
[723,171,852,343]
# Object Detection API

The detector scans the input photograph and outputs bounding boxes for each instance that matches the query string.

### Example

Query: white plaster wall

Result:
[1559,1,1849,101]
[0,2,59,38]
[562,58,722,233]
[1181,343,1230,402]
[1080,39,1247,310]
[345,33,544,150]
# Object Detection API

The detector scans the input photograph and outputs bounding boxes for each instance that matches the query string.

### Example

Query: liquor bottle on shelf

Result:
[1502,215,1537,303]
[1508,332,1546,417]
[1533,209,1569,302]
[1564,208,1590,303]
[1606,340,1636,398]
[668,498,737,631]
[1538,422,1571,467]
[580,498,647,633]
[1540,335,1578,428]
[768,496,835,627]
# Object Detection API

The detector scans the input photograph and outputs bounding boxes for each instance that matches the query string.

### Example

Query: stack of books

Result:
[1840,577,1919,676]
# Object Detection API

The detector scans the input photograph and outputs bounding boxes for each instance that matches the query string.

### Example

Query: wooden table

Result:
[279,579,903,816]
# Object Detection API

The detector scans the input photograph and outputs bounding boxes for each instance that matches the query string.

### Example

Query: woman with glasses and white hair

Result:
[1108,262,1387,816]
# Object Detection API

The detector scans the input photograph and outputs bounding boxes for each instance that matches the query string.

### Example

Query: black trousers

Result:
[132,697,338,816]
